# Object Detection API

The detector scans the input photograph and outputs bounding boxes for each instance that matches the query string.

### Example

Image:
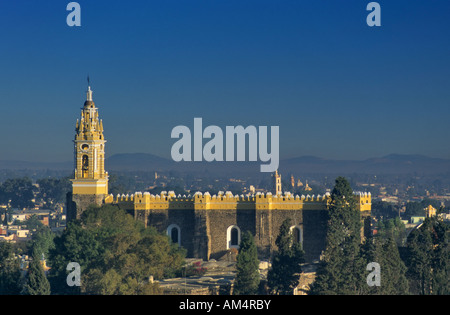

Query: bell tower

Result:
[274,170,282,195]
[68,83,109,220]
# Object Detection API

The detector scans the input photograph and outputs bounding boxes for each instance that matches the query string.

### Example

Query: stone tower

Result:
[274,170,282,195]
[67,84,108,221]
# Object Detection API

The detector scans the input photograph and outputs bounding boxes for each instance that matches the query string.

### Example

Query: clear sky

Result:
[0,0,449,162]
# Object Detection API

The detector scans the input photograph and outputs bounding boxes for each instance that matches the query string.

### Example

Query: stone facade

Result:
[69,188,371,262]
[93,191,372,262]
[66,192,107,221]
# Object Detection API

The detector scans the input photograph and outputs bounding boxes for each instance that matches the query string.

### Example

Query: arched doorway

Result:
[227,225,241,249]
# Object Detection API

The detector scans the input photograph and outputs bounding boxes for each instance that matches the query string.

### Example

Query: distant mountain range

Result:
[1,153,450,175]
[281,154,450,175]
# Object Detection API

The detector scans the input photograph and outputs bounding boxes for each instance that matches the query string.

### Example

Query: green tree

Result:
[405,217,449,295]
[309,177,364,295]
[0,241,22,295]
[30,225,55,262]
[37,177,71,206]
[404,202,425,219]
[360,235,409,295]
[379,237,409,294]
[0,177,35,209]
[267,219,304,295]
[25,249,51,295]
[371,200,399,220]
[234,231,260,295]
[24,214,43,231]
[48,204,185,295]
[48,220,104,295]
[377,217,407,246]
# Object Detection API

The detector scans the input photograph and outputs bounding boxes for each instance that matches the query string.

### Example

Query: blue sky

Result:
[0,0,449,162]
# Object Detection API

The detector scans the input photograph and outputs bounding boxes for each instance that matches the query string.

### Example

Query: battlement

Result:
[127,190,334,211]
[354,191,372,212]
[105,189,371,212]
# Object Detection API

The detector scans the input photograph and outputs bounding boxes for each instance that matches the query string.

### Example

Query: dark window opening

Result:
[231,227,239,246]
[293,227,301,243]
[171,228,179,244]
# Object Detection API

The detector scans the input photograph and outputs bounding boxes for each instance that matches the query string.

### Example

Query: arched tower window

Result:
[82,155,89,178]
[167,224,181,246]
[227,225,241,249]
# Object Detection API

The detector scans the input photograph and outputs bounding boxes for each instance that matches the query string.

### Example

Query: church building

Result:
[67,85,372,262]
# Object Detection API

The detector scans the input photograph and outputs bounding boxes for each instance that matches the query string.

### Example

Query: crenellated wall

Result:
[115,190,333,212]
[84,189,370,262]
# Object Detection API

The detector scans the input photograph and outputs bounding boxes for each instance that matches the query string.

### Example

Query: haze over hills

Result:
[1,153,450,176]
[0,160,73,171]
[280,154,450,175]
